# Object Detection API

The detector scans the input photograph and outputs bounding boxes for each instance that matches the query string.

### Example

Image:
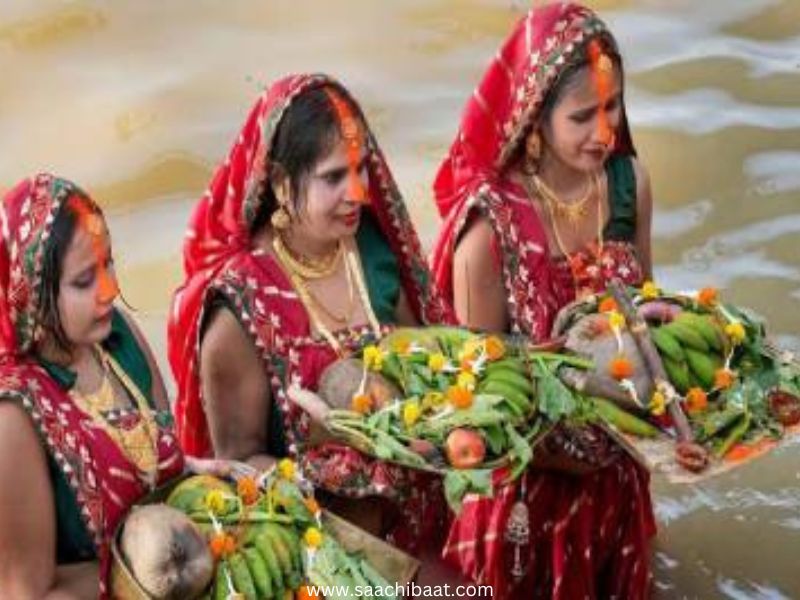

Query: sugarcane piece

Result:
[608,280,694,443]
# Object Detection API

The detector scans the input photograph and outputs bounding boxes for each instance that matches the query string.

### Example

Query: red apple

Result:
[445,428,486,469]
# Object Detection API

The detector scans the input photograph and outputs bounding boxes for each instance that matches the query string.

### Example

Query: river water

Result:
[1,1,798,597]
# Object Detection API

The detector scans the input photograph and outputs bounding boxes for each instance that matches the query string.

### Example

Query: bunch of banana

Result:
[477,357,535,418]
[205,522,302,600]
[650,311,725,393]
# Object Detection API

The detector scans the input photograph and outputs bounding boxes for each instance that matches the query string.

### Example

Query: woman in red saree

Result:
[168,74,454,554]
[431,3,656,598]
[0,174,184,597]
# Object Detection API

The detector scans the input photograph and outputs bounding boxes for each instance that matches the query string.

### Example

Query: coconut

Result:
[121,504,213,600]
[565,313,653,401]
[318,358,401,410]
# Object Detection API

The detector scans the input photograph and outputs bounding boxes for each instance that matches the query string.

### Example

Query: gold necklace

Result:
[532,173,594,229]
[527,172,605,295]
[276,237,381,354]
[273,234,343,279]
[70,347,160,488]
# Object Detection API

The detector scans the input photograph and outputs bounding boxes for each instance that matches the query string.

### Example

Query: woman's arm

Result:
[200,306,276,471]
[0,402,99,599]
[632,157,654,280]
[453,215,509,332]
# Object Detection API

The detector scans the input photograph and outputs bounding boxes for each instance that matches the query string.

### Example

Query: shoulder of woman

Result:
[200,306,258,375]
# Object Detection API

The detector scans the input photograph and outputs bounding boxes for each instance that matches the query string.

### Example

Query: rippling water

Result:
[1,1,798,597]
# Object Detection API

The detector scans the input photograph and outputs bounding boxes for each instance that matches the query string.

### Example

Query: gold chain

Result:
[274,236,381,354]
[70,347,160,488]
[526,172,605,295]
[532,173,594,229]
[273,234,343,279]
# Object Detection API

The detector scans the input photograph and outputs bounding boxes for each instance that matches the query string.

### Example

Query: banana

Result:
[663,357,691,393]
[267,522,302,575]
[479,380,532,415]
[663,321,709,353]
[484,358,528,377]
[651,326,685,362]
[261,526,296,588]
[685,347,718,390]
[243,547,273,599]
[675,312,724,352]
[481,368,534,396]
[229,551,258,600]
[255,532,285,593]
[214,563,231,600]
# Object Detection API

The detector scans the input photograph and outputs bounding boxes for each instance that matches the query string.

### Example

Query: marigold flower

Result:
[363,345,384,371]
[608,355,635,380]
[641,281,659,300]
[608,310,626,331]
[209,532,236,559]
[457,370,477,391]
[686,387,708,414]
[458,339,483,362]
[351,393,373,414]
[697,287,719,307]
[304,526,323,548]
[297,585,322,600]
[649,391,667,416]
[725,322,746,345]
[598,297,618,313]
[422,391,445,408]
[714,368,736,390]
[392,339,411,356]
[447,385,474,409]
[428,352,447,373]
[303,497,321,516]
[403,400,422,427]
[484,336,506,361]
[204,489,227,515]
[277,458,296,480]
[236,476,259,506]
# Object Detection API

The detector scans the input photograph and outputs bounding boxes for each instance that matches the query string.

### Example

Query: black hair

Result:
[539,34,622,128]
[509,34,625,169]
[38,192,103,354]
[250,86,349,235]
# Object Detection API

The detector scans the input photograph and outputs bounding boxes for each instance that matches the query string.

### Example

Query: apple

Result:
[445,428,486,469]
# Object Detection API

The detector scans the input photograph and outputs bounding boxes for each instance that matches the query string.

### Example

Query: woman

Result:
[168,74,453,553]
[431,4,655,599]
[0,174,184,597]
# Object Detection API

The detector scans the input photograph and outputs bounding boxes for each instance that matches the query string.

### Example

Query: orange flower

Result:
[303,497,321,516]
[236,476,259,506]
[484,336,506,361]
[598,297,618,313]
[697,287,719,307]
[297,585,321,600]
[714,368,735,390]
[447,385,474,409]
[351,393,373,414]
[608,355,634,380]
[685,387,708,413]
[209,532,236,560]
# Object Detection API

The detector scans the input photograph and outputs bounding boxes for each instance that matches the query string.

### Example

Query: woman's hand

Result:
[286,385,338,446]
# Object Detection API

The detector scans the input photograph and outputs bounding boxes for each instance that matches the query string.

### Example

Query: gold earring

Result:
[528,131,542,160]
[271,205,291,230]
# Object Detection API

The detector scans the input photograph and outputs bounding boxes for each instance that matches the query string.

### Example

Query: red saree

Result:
[430,4,655,598]
[0,174,184,597]
[167,74,453,550]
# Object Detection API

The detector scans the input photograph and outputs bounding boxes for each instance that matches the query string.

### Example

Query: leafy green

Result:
[443,469,493,512]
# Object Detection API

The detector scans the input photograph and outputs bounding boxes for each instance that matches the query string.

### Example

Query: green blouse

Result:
[603,154,638,242]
